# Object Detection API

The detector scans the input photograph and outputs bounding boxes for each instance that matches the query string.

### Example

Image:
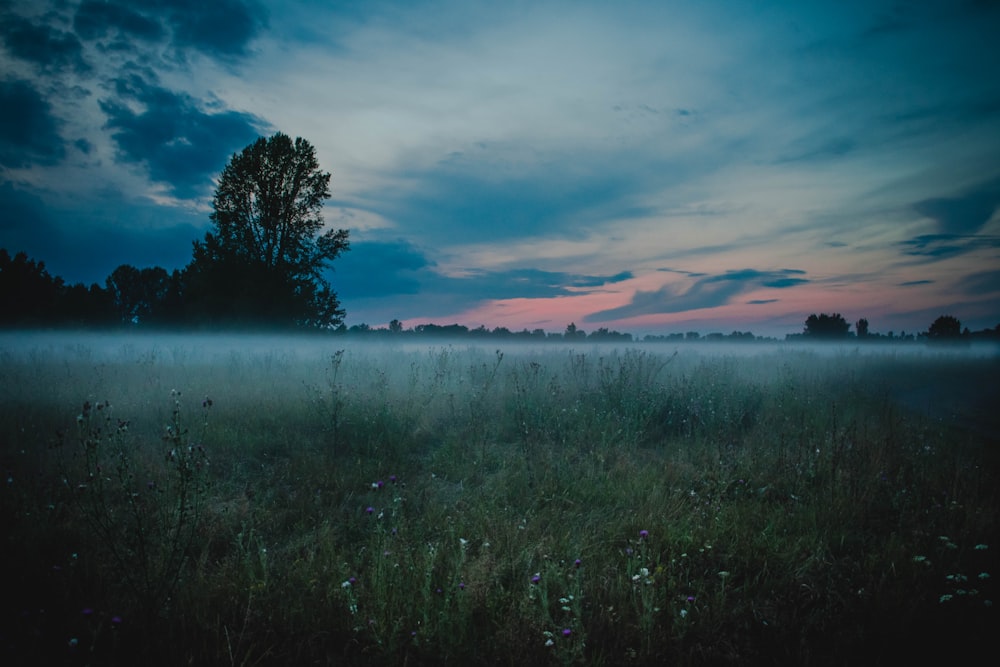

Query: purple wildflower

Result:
[366,506,374,515]
[639,530,649,539]
[562,628,572,637]
[531,574,541,584]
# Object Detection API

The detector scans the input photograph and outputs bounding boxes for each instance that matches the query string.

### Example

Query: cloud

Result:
[956,269,1000,296]
[367,147,659,245]
[900,234,1000,260]
[73,1,165,43]
[586,269,809,322]
[899,279,933,286]
[747,299,779,305]
[0,181,203,284]
[0,79,66,167]
[333,239,433,300]
[913,176,1000,234]
[100,71,266,197]
[133,0,268,58]
[0,13,88,72]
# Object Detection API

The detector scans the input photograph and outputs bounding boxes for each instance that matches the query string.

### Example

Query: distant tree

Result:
[185,133,350,328]
[565,322,586,340]
[803,313,850,339]
[388,318,404,333]
[927,315,962,341]
[856,318,869,338]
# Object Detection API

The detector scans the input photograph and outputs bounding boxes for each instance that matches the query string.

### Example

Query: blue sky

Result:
[1,0,998,336]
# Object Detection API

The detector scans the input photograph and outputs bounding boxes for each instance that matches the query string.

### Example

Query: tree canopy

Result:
[803,313,850,338]
[186,133,350,328]
[927,315,962,341]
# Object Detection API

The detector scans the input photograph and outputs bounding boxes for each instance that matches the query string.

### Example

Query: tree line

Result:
[3,246,996,342]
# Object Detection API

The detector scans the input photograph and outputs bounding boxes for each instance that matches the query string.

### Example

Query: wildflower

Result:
[545,638,555,647]
[111,616,122,625]
[562,628,572,637]
[686,596,696,602]
[531,573,541,584]
[366,506,374,515]
[390,475,398,483]
[574,558,582,568]
[639,530,649,539]
[459,582,466,590]
[341,580,352,588]
[349,577,357,585]
[459,538,469,547]
[680,609,688,618]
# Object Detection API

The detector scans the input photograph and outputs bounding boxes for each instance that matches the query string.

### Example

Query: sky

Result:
[1,0,999,337]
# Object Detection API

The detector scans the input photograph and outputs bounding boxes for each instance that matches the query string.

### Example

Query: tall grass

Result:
[1,336,997,665]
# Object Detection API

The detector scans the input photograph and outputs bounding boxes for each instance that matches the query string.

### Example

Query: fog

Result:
[2,330,998,365]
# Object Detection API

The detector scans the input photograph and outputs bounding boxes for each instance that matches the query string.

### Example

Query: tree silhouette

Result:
[185,133,350,328]
[856,318,869,338]
[927,315,962,341]
[803,313,850,339]
[106,265,174,325]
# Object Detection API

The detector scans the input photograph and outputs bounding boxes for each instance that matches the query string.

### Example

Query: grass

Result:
[1,334,997,665]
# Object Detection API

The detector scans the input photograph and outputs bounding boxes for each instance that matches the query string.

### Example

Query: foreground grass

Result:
[1,336,997,665]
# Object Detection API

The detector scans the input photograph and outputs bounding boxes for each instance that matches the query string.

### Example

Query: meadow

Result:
[1,332,997,665]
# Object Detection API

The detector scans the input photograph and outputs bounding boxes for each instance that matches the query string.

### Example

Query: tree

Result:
[803,313,850,339]
[186,133,350,328]
[856,318,869,338]
[927,315,962,341]
[107,264,172,325]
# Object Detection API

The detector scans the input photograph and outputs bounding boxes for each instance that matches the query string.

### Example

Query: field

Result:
[1,332,998,665]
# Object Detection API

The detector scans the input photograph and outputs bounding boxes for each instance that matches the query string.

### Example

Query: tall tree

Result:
[186,133,350,328]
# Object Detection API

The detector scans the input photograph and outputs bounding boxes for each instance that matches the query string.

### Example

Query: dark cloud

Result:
[899,279,934,286]
[0,13,88,72]
[747,299,779,305]
[0,181,203,284]
[129,0,268,58]
[913,177,1000,234]
[336,239,633,303]
[100,72,266,197]
[334,238,633,323]
[368,149,660,244]
[74,1,165,43]
[586,269,808,322]
[429,268,631,300]
[0,79,65,167]
[956,269,1000,295]
[333,239,433,300]
[900,233,1000,260]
